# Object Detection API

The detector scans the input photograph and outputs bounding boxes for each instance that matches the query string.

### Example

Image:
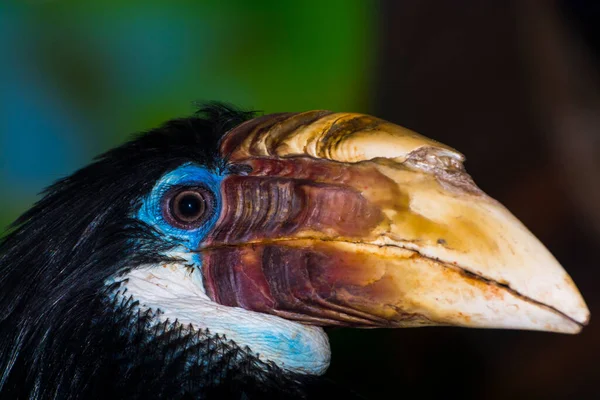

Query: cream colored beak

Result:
[210,111,590,334]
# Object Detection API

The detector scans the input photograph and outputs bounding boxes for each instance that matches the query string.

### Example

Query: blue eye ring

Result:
[161,185,216,230]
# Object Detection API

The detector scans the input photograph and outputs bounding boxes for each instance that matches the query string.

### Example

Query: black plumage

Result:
[0,105,357,399]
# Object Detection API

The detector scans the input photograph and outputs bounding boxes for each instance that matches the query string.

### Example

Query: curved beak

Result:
[201,111,590,334]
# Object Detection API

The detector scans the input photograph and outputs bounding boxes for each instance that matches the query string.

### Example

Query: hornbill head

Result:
[0,105,589,397]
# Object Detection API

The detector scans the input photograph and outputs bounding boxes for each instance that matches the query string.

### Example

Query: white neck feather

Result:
[116,263,331,375]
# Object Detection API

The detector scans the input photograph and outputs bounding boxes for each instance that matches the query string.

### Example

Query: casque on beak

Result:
[200,111,590,334]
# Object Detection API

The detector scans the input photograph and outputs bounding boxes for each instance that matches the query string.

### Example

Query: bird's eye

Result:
[163,187,215,230]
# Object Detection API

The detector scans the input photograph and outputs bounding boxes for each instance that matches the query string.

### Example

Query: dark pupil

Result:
[177,193,203,220]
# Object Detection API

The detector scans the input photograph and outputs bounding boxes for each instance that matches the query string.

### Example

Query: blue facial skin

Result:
[137,163,225,253]
[133,163,331,375]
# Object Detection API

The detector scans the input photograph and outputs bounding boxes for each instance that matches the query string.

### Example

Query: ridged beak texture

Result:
[201,111,590,334]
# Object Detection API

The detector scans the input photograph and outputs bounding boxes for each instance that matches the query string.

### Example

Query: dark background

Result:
[1,1,598,398]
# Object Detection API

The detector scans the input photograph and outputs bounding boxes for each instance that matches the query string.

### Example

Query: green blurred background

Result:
[2,1,600,399]
[0,0,374,229]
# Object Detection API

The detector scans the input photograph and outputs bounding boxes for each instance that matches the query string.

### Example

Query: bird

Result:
[0,103,590,399]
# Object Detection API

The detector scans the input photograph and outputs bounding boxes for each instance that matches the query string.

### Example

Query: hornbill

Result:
[0,104,589,399]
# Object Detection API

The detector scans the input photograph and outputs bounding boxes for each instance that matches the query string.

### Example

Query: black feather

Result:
[0,103,363,399]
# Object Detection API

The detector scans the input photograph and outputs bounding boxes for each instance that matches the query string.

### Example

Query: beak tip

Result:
[514,300,589,335]
[561,319,586,335]
[575,307,591,332]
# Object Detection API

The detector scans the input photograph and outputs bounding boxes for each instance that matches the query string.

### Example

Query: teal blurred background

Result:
[0,0,374,229]
[2,1,600,399]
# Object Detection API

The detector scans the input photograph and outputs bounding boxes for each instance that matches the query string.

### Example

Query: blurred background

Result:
[1,0,599,398]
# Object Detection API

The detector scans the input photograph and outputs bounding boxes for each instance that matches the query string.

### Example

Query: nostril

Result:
[227,163,253,176]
